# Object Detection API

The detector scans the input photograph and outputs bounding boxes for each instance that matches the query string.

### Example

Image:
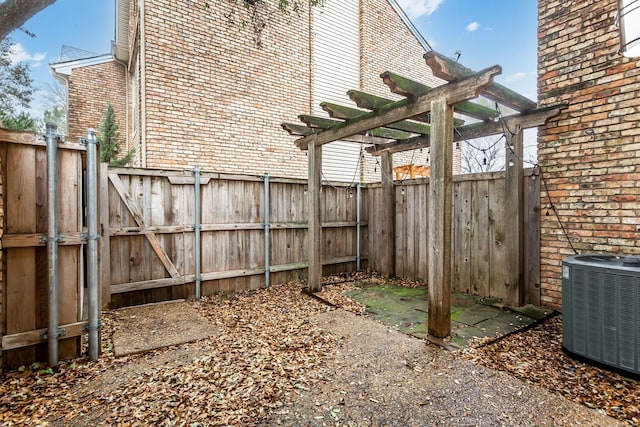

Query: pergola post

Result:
[428,97,454,338]
[380,151,395,277]
[307,139,323,292]
[504,127,524,306]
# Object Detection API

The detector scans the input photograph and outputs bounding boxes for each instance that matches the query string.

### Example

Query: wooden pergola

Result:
[283,51,564,338]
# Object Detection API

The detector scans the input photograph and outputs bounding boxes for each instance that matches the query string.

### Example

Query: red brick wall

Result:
[140,0,311,176]
[68,61,127,146]
[538,0,640,308]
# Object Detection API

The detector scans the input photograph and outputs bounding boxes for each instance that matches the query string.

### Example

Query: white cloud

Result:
[465,22,480,32]
[505,72,527,83]
[396,0,444,19]
[8,43,46,67]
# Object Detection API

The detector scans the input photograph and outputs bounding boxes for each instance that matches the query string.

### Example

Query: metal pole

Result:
[86,130,100,361]
[264,174,270,288]
[194,166,202,299]
[356,182,361,271]
[46,123,59,366]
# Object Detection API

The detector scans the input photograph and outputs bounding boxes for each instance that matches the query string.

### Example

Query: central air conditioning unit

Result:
[562,254,640,376]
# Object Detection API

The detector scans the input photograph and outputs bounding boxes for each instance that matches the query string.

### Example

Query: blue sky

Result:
[7,0,114,116]
[397,0,538,99]
[7,0,537,118]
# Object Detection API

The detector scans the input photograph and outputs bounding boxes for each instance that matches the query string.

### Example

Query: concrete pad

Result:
[452,304,501,326]
[474,311,534,337]
[346,282,546,348]
[112,301,219,357]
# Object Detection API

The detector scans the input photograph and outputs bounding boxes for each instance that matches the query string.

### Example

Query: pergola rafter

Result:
[381,71,499,121]
[282,52,565,340]
[424,51,537,113]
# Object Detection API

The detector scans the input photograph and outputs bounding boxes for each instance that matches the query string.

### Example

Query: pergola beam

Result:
[321,102,430,135]
[424,51,537,113]
[282,123,392,146]
[298,115,413,140]
[365,105,566,156]
[294,65,501,150]
[347,90,465,126]
[381,71,499,121]
[367,135,430,156]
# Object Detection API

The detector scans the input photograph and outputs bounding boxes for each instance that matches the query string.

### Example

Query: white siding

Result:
[313,0,361,183]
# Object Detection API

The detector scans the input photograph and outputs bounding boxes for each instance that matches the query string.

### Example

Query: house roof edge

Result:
[386,0,432,52]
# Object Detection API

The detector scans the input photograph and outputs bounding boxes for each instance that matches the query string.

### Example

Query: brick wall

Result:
[68,61,128,147]
[140,0,311,177]
[538,0,640,308]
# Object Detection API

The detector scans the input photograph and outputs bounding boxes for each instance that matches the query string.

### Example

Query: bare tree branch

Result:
[0,0,57,41]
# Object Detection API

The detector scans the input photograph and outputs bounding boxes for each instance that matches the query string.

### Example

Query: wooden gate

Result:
[1,129,85,368]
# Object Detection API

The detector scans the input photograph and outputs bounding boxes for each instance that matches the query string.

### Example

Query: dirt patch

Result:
[111,300,219,356]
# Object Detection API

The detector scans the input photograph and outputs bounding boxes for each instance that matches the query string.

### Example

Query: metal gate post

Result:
[46,123,59,366]
[194,165,202,299]
[264,174,270,287]
[356,182,361,271]
[263,174,271,288]
[85,130,100,361]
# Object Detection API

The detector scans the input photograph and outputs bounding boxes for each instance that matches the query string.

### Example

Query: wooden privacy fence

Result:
[387,168,541,305]
[0,138,540,366]
[104,166,540,308]
[1,130,85,367]
[102,168,367,308]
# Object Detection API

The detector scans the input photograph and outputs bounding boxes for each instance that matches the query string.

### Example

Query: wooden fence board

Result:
[395,186,407,277]
[524,172,541,305]
[416,183,428,281]
[470,179,490,296]
[489,178,508,300]
[452,181,472,294]
[56,149,82,359]
[5,144,38,365]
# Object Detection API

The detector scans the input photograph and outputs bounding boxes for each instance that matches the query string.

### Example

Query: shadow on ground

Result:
[346,283,551,347]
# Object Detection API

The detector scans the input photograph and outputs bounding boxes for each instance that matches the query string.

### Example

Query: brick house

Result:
[51,0,461,181]
[538,0,640,308]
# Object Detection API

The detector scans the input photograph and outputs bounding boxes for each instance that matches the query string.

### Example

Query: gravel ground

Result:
[0,279,627,426]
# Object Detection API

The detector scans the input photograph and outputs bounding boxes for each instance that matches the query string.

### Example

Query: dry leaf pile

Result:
[0,281,340,426]
[464,316,640,425]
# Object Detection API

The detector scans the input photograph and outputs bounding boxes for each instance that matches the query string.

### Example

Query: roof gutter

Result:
[113,0,130,63]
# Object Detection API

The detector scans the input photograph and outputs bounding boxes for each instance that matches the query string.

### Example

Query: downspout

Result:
[139,0,147,167]
[85,130,100,361]
[113,57,129,153]
[46,123,59,367]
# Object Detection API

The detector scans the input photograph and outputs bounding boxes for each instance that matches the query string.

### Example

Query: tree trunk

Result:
[0,0,57,40]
